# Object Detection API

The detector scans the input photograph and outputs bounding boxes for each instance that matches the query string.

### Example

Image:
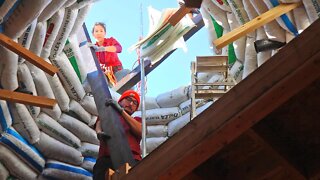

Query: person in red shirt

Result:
[93,90,141,180]
[91,22,123,75]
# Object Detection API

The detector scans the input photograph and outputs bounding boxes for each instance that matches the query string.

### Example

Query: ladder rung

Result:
[194,82,235,86]
[195,89,227,98]
[196,65,228,72]
[196,56,228,65]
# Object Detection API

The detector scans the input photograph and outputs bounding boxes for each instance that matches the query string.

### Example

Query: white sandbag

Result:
[0,0,20,24]
[69,100,96,126]
[42,160,92,180]
[51,53,86,102]
[257,50,272,67]
[18,19,37,63]
[79,142,99,158]
[0,161,9,180]
[146,137,168,153]
[179,99,206,115]
[81,157,96,172]
[29,21,47,56]
[243,0,260,38]
[293,6,311,33]
[156,86,189,108]
[17,63,40,118]
[38,0,68,22]
[249,0,286,43]
[63,0,77,8]
[226,0,250,25]
[167,112,190,137]
[41,8,64,59]
[168,101,213,136]
[211,0,232,12]
[286,31,295,43]
[70,3,92,35]
[10,103,40,144]
[202,0,230,30]
[58,114,99,145]
[80,95,98,116]
[46,73,70,112]
[229,59,244,82]
[36,112,81,148]
[0,128,45,173]
[263,0,299,36]
[35,132,84,166]
[64,35,88,83]
[49,8,77,59]
[227,12,247,62]
[42,103,62,121]
[0,45,19,91]
[200,7,220,54]
[0,144,37,180]
[133,107,181,125]
[256,28,272,66]
[138,96,160,110]
[280,0,302,2]
[302,0,320,23]
[3,0,51,39]
[242,36,257,79]
[147,125,168,138]
[0,100,12,134]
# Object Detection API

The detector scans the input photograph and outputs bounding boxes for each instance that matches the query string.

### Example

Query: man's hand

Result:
[105,99,124,113]
[87,42,105,52]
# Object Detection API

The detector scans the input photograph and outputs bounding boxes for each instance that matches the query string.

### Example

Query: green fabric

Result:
[64,39,82,83]
[210,15,236,66]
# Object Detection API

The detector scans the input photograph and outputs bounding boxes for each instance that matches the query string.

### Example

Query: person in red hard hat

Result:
[93,90,141,180]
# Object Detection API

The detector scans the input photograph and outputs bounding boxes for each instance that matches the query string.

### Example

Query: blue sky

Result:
[85,0,212,97]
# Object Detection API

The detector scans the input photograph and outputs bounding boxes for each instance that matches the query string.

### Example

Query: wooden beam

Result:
[246,129,306,179]
[81,23,136,169]
[214,2,302,49]
[0,33,58,76]
[124,19,320,179]
[0,89,56,109]
[168,4,192,26]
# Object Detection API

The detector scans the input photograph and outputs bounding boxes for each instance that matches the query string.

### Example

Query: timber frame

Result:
[123,18,320,179]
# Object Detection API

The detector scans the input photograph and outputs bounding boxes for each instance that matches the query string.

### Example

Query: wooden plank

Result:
[114,14,204,94]
[214,2,302,49]
[0,33,58,76]
[196,56,228,65]
[196,66,228,72]
[168,4,192,26]
[0,89,56,109]
[82,24,135,169]
[246,129,306,179]
[124,19,320,179]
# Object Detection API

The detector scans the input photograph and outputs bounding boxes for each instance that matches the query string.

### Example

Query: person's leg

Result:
[93,156,113,180]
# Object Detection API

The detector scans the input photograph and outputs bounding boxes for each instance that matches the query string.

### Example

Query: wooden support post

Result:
[106,163,131,180]
[0,89,56,108]
[0,33,58,76]
[214,2,302,49]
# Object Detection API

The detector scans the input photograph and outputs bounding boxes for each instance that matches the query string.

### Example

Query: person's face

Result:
[119,96,139,115]
[93,25,106,43]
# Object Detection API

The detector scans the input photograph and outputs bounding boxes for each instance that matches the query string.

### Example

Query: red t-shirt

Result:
[98,116,142,161]
[95,37,122,67]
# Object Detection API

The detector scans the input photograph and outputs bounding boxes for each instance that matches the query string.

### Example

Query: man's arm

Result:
[121,111,142,137]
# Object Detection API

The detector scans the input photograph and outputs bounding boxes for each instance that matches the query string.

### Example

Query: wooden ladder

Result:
[190,56,236,119]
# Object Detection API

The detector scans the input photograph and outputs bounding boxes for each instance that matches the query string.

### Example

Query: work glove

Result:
[87,42,105,52]
[105,99,124,114]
